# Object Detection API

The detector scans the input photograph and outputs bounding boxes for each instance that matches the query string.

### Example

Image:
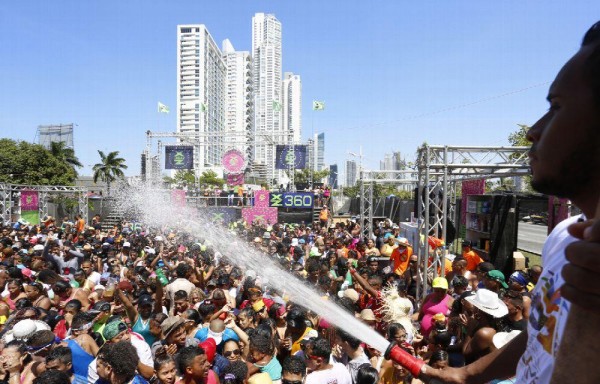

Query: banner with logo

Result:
[242,207,278,225]
[275,145,307,170]
[227,173,245,186]
[165,146,194,169]
[21,190,39,211]
[254,190,270,208]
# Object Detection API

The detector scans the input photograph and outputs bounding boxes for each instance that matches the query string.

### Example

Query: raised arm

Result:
[423,329,528,384]
[348,267,378,298]
[116,288,138,325]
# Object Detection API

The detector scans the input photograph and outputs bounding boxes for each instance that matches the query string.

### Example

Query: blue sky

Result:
[0,1,598,177]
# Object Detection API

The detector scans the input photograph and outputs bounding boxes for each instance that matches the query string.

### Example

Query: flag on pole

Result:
[158,102,170,114]
[273,101,281,112]
[312,100,325,111]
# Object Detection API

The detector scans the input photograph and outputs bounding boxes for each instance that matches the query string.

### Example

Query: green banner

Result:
[21,210,40,225]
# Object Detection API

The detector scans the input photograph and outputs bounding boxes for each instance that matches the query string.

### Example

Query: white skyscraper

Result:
[282,72,301,145]
[222,39,253,161]
[177,25,226,175]
[346,160,358,187]
[252,13,282,184]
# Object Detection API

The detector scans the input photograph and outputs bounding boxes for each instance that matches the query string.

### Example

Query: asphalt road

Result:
[517,221,549,255]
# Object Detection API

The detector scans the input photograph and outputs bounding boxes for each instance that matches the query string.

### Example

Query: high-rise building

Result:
[252,13,283,183]
[380,151,404,172]
[315,133,325,171]
[328,164,338,189]
[282,72,301,145]
[177,25,226,174]
[345,160,357,187]
[222,39,253,162]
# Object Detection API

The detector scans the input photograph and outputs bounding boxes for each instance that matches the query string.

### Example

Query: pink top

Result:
[420,294,451,337]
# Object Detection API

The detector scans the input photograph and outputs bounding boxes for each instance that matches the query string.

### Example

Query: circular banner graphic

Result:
[222,149,246,174]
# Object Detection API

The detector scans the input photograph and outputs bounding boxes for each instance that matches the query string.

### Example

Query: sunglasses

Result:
[223,349,241,358]
[282,380,303,384]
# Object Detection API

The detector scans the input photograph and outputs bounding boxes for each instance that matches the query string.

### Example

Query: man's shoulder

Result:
[542,214,584,262]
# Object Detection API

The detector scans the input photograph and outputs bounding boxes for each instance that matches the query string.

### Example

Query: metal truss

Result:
[0,183,88,224]
[414,144,529,302]
[358,170,418,239]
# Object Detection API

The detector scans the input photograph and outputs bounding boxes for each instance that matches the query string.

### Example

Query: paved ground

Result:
[517,221,549,255]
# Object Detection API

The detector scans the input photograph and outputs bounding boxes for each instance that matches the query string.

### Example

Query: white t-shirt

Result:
[88,271,102,285]
[87,332,153,383]
[515,214,581,384]
[306,363,352,384]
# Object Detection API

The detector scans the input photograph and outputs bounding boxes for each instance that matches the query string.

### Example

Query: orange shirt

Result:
[390,246,413,275]
[463,250,484,271]
[436,258,453,276]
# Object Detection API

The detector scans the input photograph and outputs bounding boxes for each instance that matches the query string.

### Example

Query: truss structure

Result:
[358,170,418,238]
[414,144,529,302]
[0,183,88,225]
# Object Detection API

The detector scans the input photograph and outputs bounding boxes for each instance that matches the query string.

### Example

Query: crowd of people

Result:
[0,19,598,384]
[0,211,543,384]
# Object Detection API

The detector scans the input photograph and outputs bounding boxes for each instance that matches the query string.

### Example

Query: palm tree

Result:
[50,141,83,176]
[92,150,127,196]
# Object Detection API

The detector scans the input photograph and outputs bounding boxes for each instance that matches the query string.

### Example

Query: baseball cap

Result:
[486,270,509,289]
[252,299,266,312]
[102,320,128,341]
[432,277,449,290]
[138,295,154,307]
[122,242,131,248]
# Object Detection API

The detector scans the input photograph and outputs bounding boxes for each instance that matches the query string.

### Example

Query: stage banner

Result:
[275,145,307,170]
[227,173,245,186]
[254,190,270,208]
[242,207,278,225]
[165,146,194,169]
[199,207,240,224]
[21,210,40,225]
[171,189,187,208]
[461,179,485,224]
[21,190,39,211]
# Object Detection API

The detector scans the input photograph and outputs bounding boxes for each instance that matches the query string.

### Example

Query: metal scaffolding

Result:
[358,170,419,239]
[414,144,530,302]
[0,183,88,224]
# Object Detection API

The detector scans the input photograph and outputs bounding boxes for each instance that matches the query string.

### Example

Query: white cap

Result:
[154,236,163,242]
[33,244,45,251]
[123,242,131,247]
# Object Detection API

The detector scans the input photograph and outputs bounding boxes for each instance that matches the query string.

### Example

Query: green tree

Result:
[49,141,83,176]
[509,124,531,146]
[508,124,532,191]
[0,139,77,185]
[164,170,196,186]
[92,150,127,196]
[293,168,330,184]
[198,170,224,188]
